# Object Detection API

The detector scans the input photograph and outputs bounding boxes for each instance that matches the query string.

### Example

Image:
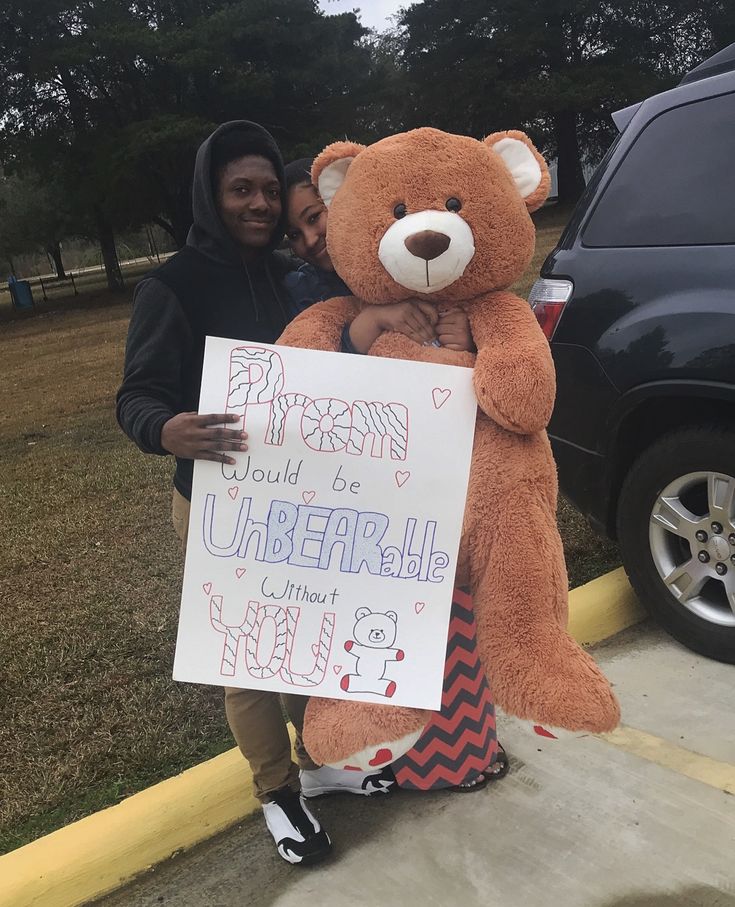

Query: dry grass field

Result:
[0,207,619,853]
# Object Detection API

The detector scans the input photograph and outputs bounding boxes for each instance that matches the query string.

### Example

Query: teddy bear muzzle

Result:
[378,209,475,294]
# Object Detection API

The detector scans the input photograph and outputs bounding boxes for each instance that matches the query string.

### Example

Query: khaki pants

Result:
[172,488,318,802]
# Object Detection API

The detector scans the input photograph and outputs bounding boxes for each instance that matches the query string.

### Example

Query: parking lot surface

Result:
[97,622,735,907]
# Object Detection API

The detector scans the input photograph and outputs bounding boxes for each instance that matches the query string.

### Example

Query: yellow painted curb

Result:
[600,726,735,795]
[0,745,261,907]
[567,566,646,646]
[1,569,642,907]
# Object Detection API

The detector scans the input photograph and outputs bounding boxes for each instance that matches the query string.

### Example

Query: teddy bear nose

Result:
[404,230,451,261]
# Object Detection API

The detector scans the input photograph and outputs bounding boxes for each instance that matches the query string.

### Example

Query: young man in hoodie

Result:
[117,121,391,867]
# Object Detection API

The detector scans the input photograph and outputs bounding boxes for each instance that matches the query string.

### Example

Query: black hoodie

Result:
[116,121,294,500]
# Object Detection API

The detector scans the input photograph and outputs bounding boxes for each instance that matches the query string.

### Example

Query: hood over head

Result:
[187,120,288,265]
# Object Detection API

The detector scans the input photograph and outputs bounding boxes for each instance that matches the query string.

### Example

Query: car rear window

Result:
[583,92,735,247]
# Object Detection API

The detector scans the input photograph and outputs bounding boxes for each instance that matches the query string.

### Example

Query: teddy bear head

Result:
[352,607,398,648]
[312,127,550,306]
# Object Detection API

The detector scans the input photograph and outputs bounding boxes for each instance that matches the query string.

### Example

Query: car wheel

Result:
[617,426,735,664]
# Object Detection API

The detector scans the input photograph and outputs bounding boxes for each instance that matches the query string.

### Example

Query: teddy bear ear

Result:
[312,141,367,207]
[386,611,398,623]
[355,606,371,620]
[483,130,551,213]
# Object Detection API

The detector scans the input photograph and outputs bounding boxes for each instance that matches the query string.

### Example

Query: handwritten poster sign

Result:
[173,338,476,710]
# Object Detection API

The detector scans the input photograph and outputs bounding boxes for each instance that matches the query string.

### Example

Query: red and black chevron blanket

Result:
[392,587,498,790]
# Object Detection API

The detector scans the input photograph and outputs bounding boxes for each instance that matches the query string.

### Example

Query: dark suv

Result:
[530,43,735,664]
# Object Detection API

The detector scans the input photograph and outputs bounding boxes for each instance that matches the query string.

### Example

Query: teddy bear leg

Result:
[340,674,396,697]
[470,497,620,733]
[302,697,429,770]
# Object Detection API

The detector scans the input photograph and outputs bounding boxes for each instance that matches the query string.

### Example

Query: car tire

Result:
[617,425,735,664]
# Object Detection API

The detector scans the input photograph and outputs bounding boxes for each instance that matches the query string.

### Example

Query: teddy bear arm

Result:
[469,293,556,434]
[469,491,620,732]
[347,642,369,658]
[278,296,360,351]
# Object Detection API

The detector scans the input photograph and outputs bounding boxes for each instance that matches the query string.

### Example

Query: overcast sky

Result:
[317,0,421,32]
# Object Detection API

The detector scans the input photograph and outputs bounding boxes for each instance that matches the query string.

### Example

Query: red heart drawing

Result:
[332,664,342,675]
[202,582,212,595]
[311,644,320,657]
[414,601,426,614]
[432,387,451,409]
[395,470,410,488]
[533,724,558,739]
[302,490,316,504]
[235,568,247,579]
[228,486,239,500]
[369,748,393,767]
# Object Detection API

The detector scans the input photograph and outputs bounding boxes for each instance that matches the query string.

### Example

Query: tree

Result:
[0,174,27,274]
[0,0,379,285]
[0,0,128,288]
[395,0,727,203]
[0,170,78,276]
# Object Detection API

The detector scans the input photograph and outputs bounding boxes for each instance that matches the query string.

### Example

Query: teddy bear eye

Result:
[445,197,462,212]
[393,203,407,219]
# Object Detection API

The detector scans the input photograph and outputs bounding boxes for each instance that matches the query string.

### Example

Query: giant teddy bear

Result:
[278,127,620,770]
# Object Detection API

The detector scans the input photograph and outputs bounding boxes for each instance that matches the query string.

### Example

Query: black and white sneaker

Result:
[300,764,396,798]
[262,788,332,866]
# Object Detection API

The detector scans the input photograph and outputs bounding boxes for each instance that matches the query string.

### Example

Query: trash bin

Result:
[8,276,34,309]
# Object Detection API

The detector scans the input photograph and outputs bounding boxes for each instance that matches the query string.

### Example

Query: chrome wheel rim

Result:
[649,470,735,628]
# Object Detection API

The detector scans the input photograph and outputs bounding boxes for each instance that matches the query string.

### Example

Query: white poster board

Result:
[173,338,476,710]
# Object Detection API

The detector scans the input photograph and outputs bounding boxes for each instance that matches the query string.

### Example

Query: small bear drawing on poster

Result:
[341,607,404,698]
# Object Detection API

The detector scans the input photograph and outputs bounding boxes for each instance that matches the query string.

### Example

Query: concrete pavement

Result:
[96,622,735,907]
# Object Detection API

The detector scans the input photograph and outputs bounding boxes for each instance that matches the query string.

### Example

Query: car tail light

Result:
[528,278,573,340]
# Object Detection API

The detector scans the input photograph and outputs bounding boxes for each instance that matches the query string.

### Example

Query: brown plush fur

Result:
[278,127,620,767]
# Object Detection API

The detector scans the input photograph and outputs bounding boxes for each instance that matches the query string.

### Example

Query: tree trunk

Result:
[146,225,161,263]
[47,242,68,279]
[94,206,124,292]
[173,216,190,249]
[554,109,586,205]
[173,192,193,248]
[153,214,190,249]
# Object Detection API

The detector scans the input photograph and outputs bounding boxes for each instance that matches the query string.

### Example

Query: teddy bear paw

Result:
[329,726,423,772]
[303,698,429,769]
[492,641,621,733]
